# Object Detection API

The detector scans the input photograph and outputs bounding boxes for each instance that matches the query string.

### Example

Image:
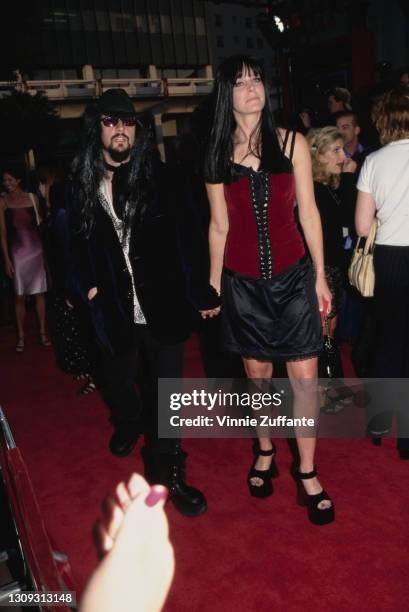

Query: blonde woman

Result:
[307,127,357,340]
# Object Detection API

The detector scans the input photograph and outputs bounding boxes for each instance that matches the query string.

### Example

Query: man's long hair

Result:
[70,104,155,237]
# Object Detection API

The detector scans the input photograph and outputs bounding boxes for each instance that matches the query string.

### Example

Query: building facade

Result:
[4,1,212,80]
[205,0,282,106]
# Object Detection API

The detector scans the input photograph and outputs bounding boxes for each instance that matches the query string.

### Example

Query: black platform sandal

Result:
[293,465,334,525]
[247,442,279,498]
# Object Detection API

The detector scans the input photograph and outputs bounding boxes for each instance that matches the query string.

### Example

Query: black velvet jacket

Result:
[65,160,218,355]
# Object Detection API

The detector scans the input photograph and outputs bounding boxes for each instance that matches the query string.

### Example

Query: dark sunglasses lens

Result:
[101,116,119,127]
[123,117,137,126]
[101,116,137,127]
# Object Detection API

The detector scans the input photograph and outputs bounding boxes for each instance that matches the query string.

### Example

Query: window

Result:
[245,17,252,28]
[161,68,177,78]
[122,14,134,32]
[257,38,264,49]
[95,10,110,31]
[160,15,171,34]
[246,37,254,49]
[111,14,123,31]
[148,14,160,33]
[184,15,194,34]
[81,9,97,31]
[171,15,183,34]
[195,17,206,35]
[215,14,222,27]
[135,15,148,33]
[216,36,224,48]
[233,35,239,45]
[232,15,237,24]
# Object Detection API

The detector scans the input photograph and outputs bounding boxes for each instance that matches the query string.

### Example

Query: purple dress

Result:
[6,199,48,296]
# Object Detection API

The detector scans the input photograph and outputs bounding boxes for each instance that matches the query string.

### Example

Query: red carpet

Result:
[1,314,408,611]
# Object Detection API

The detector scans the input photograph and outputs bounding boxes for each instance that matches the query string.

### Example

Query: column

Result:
[153,113,165,161]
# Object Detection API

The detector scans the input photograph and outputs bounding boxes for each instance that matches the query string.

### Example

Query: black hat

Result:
[97,88,135,117]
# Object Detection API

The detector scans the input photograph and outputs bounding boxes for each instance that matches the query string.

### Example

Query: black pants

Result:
[369,245,409,451]
[99,324,184,453]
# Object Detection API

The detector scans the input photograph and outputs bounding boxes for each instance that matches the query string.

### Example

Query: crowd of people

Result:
[1,53,409,610]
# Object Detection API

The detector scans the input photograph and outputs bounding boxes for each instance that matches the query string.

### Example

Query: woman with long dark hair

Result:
[203,55,334,524]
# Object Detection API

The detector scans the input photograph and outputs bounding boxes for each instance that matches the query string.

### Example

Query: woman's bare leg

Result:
[242,357,274,484]
[287,357,332,509]
[15,295,26,340]
[34,293,47,336]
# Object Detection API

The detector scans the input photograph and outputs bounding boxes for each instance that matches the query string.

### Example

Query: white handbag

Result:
[348,219,377,297]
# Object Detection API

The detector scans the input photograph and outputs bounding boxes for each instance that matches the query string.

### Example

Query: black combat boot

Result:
[142,446,207,517]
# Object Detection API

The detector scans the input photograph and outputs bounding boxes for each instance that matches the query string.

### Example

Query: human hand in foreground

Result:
[80,473,174,612]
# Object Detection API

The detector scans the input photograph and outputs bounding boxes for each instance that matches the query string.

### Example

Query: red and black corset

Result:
[223,164,305,278]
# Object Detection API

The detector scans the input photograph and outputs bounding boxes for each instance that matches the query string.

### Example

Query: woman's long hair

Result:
[306,126,344,189]
[70,104,155,237]
[204,55,284,183]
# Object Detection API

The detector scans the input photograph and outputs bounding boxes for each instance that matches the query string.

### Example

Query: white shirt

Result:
[99,180,146,325]
[357,139,409,246]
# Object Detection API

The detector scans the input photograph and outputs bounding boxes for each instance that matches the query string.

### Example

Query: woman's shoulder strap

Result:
[280,129,297,161]
[281,129,290,153]
[289,129,296,162]
[29,192,41,225]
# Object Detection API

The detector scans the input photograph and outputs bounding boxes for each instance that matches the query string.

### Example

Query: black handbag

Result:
[318,317,349,413]
[318,318,343,379]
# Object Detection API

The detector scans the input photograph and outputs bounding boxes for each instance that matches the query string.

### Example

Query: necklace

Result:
[324,184,341,206]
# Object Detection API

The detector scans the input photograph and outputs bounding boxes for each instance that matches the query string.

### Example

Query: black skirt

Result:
[221,256,322,361]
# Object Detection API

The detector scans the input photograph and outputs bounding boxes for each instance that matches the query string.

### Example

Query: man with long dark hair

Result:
[66,89,218,516]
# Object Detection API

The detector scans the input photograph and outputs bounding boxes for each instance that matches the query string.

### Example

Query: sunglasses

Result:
[101,115,137,127]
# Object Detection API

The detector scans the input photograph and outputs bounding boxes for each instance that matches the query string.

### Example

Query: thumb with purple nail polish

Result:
[145,485,168,507]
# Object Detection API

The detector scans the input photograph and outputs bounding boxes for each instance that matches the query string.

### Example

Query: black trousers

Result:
[98,324,184,453]
[370,245,409,451]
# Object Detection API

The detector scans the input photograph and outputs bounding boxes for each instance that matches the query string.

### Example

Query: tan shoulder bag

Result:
[348,219,377,297]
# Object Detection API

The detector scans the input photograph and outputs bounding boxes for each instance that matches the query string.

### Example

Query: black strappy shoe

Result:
[293,465,334,525]
[247,442,279,498]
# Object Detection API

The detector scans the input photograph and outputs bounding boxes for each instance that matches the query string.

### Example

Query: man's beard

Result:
[108,144,131,163]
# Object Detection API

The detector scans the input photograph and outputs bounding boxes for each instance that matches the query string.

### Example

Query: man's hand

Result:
[88,287,98,300]
[200,306,221,319]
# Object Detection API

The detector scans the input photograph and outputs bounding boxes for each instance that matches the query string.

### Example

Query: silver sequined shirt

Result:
[98,180,146,324]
